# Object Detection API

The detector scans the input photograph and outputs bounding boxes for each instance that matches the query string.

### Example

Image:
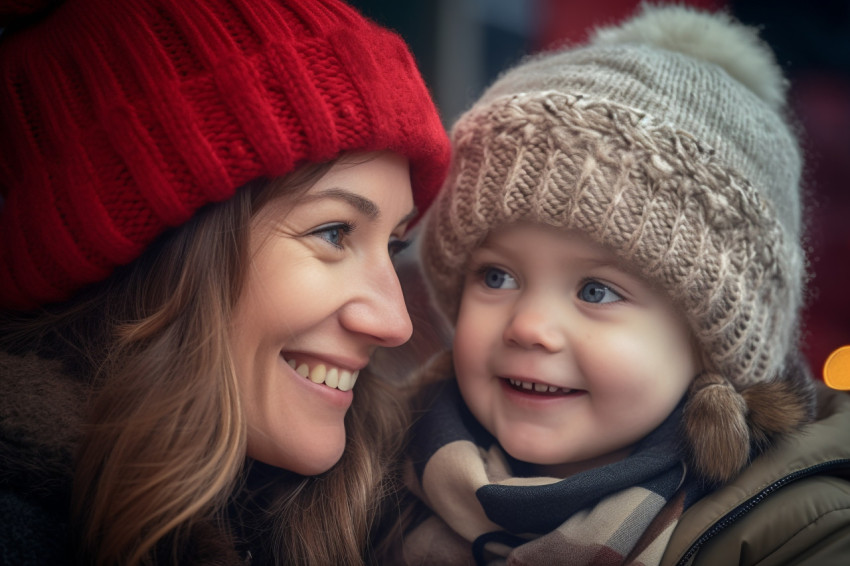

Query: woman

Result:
[0,0,449,564]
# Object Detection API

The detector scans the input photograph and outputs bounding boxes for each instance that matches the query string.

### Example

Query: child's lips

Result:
[501,376,580,396]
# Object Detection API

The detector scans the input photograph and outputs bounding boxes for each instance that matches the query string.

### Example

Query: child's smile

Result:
[503,377,581,396]
[453,222,701,477]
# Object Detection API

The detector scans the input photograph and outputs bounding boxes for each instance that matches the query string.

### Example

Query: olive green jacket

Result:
[661,384,850,566]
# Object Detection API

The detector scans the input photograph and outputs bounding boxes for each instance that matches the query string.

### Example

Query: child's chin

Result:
[498,438,556,469]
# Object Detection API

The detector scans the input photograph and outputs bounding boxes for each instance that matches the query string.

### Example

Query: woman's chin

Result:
[250,437,347,476]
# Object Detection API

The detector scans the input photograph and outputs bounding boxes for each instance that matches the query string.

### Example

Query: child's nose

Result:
[503,296,567,352]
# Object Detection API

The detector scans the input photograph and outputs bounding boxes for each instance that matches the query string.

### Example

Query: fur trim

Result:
[744,353,817,447]
[742,381,807,443]
[683,363,816,484]
[591,4,787,109]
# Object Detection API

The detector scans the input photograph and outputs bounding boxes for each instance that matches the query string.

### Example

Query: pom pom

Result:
[682,368,816,485]
[682,372,750,484]
[591,4,787,110]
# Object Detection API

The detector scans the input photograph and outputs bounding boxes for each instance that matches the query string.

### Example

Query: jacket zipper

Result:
[675,459,850,566]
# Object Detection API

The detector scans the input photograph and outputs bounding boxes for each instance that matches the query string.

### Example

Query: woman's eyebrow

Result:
[304,187,418,226]
[306,188,380,219]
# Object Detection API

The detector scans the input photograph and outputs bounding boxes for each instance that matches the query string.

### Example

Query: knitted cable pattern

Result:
[0,0,450,309]
[421,5,808,394]
[421,91,801,388]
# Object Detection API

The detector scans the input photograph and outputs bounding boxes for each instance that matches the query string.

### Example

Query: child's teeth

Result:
[507,377,567,394]
[309,364,326,384]
[296,363,309,378]
[288,359,296,369]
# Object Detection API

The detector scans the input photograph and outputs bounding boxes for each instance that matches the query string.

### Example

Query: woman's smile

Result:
[284,356,361,392]
[230,152,415,474]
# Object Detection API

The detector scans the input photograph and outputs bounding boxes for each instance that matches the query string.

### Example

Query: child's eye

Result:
[578,280,622,304]
[310,222,353,249]
[480,266,518,290]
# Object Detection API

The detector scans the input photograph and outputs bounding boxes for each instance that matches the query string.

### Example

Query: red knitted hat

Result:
[0,0,450,310]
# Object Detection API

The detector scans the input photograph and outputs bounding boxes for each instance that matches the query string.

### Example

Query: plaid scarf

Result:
[405,374,710,566]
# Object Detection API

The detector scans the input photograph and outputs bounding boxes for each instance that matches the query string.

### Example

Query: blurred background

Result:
[352,0,850,381]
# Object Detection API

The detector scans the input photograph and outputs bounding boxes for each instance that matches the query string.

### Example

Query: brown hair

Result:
[9,159,409,564]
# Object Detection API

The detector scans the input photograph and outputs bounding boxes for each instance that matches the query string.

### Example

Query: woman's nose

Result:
[339,257,413,347]
[503,296,567,352]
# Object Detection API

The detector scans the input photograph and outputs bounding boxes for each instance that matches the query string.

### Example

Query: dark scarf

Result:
[405,372,711,566]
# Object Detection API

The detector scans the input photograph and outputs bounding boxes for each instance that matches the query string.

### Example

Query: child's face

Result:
[453,223,699,477]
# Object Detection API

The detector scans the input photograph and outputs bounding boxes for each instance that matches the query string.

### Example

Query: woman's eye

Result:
[388,238,411,259]
[481,267,518,290]
[578,280,622,304]
[311,223,352,249]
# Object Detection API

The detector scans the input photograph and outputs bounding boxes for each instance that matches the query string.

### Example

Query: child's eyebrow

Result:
[578,257,621,269]
[569,256,640,278]
[475,239,513,254]
[477,236,634,274]
[579,256,661,293]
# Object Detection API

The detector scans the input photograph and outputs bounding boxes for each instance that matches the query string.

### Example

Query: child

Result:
[402,5,850,565]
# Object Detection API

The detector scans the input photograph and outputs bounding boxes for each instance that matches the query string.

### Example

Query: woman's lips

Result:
[284,357,360,392]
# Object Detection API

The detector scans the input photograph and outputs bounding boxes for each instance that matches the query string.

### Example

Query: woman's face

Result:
[230,152,415,474]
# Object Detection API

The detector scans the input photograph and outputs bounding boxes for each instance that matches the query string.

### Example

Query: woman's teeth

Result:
[508,378,570,394]
[286,359,359,391]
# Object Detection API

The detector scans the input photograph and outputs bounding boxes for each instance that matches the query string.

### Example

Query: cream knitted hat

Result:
[420,5,815,482]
